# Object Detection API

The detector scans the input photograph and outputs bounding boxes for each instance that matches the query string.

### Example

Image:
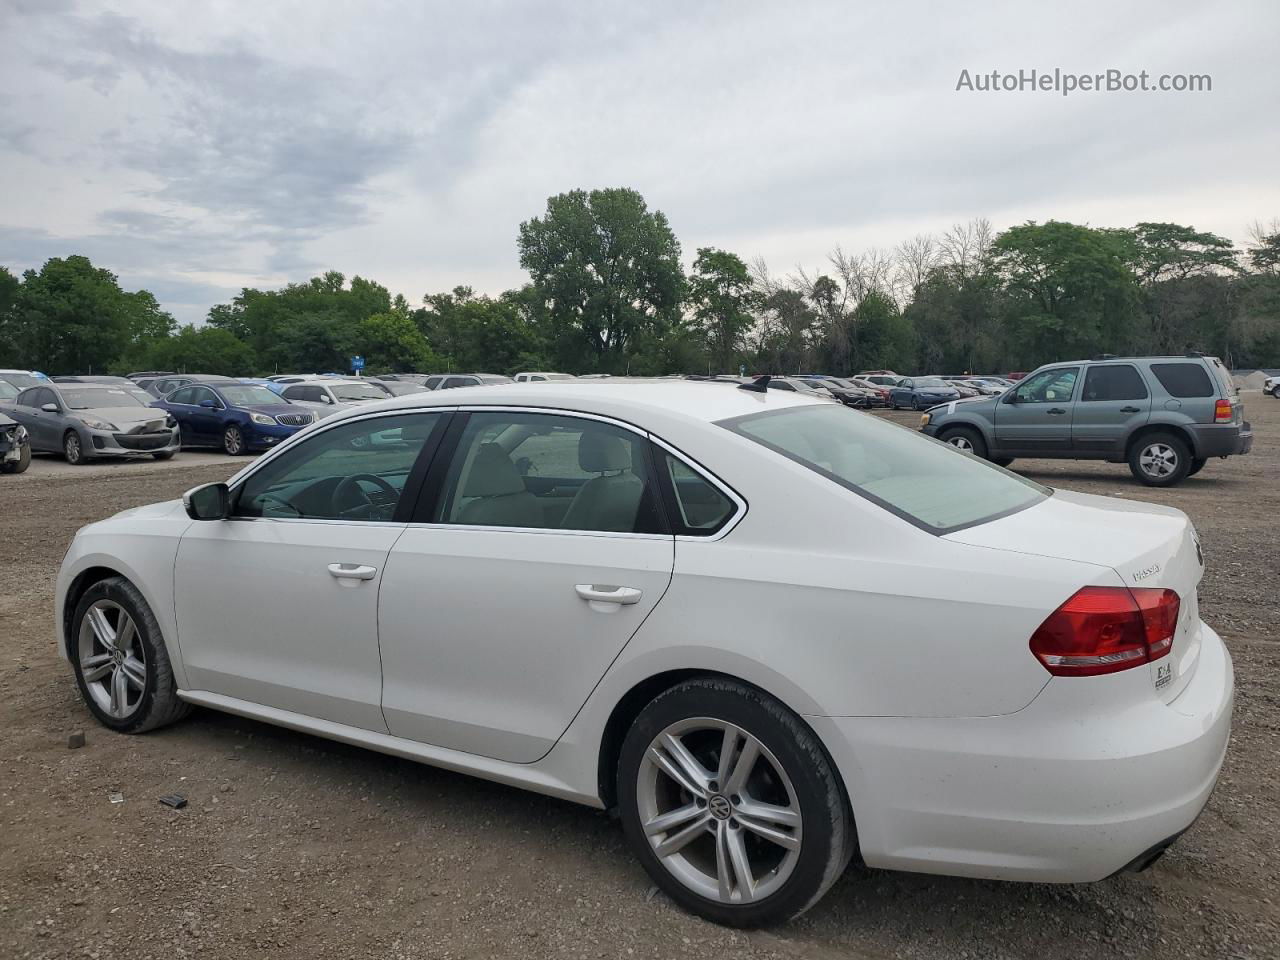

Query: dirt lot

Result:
[2,398,1277,959]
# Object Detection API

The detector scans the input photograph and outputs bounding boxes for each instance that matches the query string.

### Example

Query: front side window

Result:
[1013,367,1079,403]
[235,413,440,521]
[722,404,1048,533]
[188,387,220,408]
[1082,365,1148,402]
[168,387,196,405]
[434,411,663,534]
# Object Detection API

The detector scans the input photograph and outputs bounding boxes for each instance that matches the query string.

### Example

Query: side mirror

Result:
[183,482,230,521]
[1003,392,1020,404]
[41,402,59,413]
[323,395,334,404]
[199,398,218,409]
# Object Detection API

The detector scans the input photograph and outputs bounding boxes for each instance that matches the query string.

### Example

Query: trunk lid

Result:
[946,489,1204,702]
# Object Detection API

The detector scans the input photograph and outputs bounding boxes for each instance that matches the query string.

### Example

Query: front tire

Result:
[939,426,987,459]
[152,450,175,461]
[222,424,246,456]
[1188,457,1207,476]
[69,577,191,733]
[64,430,86,465]
[618,678,854,927]
[1128,432,1192,487]
[1,443,30,474]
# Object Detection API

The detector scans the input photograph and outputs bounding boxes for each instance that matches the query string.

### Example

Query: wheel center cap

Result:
[112,649,124,664]
[708,794,733,820]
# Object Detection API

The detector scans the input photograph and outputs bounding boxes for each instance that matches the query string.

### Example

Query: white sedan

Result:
[55,380,1232,927]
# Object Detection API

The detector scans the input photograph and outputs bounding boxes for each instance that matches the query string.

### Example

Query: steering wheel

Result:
[332,473,400,518]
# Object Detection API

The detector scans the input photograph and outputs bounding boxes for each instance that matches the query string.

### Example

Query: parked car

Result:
[920,355,1252,486]
[514,371,576,382]
[54,375,156,404]
[888,377,962,409]
[797,377,881,408]
[144,373,240,398]
[126,370,176,381]
[847,377,893,404]
[0,379,19,401]
[2,382,179,463]
[0,369,50,390]
[940,379,982,399]
[1006,371,1029,381]
[0,408,31,473]
[1265,375,1280,398]
[435,373,516,389]
[56,380,1232,927]
[378,374,435,386]
[368,378,430,397]
[279,378,390,417]
[761,376,839,400]
[151,381,316,456]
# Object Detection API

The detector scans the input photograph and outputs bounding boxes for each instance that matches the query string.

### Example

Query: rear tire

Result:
[69,577,191,733]
[1,443,31,474]
[939,426,987,459]
[1128,432,1192,487]
[1188,457,1207,477]
[618,678,854,928]
[990,457,1015,468]
[64,430,86,465]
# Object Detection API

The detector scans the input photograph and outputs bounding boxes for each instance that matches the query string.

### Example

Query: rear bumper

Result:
[813,622,1233,882]
[1192,422,1252,458]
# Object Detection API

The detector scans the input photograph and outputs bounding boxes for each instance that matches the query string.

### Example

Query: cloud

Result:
[0,0,1278,322]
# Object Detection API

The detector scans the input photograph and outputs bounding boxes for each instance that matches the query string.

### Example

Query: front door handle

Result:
[575,584,643,606]
[328,563,378,581]
[1047,408,1067,415]
[1120,406,1141,413]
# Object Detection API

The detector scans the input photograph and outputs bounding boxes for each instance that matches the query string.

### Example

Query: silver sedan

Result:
[1,383,180,464]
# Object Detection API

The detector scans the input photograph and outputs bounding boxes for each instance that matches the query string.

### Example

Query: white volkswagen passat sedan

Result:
[55,380,1232,927]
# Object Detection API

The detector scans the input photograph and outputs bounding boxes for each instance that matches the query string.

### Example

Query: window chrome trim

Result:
[646,434,747,543]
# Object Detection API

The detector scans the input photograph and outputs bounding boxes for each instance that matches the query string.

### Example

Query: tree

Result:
[416,287,547,374]
[689,248,757,373]
[358,309,438,372]
[992,221,1140,365]
[139,325,254,375]
[517,188,685,371]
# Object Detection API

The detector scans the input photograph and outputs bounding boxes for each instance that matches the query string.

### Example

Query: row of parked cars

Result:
[0,368,542,465]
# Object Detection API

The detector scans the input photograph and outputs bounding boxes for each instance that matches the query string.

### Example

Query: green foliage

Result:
[359,309,439,373]
[416,287,546,374]
[518,188,685,372]
[134,325,254,376]
[689,248,758,373]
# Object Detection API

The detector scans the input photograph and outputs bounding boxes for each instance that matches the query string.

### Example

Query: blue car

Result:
[888,377,962,410]
[151,381,316,455]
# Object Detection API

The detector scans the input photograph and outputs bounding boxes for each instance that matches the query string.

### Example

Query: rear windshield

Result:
[721,404,1049,533]
[1150,362,1214,398]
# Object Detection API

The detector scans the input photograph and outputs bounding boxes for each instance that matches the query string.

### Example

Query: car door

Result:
[377,409,675,763]
[14,387,59,450]
[1072,363,1152,456]
[992,366,1080,455]
[185,386,226,444]
[173,410,447,731]
[161,387,197,444]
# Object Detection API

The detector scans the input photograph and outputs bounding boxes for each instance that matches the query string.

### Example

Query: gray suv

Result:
[919,355,1252,486]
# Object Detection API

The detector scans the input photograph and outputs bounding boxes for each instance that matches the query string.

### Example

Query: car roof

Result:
[319,378,822,428]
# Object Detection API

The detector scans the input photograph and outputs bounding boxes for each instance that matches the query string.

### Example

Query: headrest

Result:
[579,431,631,473]
[462,442,526,497]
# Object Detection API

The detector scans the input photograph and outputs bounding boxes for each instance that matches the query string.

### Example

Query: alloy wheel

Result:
[78,599,147,719]
[947,435,974,453]
[1139,442,1178,478]
[637,718,802,905]
[65,432,82,463]
[224,426,243,455]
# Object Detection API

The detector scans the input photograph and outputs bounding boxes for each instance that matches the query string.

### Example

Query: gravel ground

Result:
[2,398,1277,959]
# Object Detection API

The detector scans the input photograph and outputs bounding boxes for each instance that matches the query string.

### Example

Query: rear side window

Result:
[1150,363,1214,398]
[722,404,1048,534]
[1082,365,1148,402]
[660,452,737,535]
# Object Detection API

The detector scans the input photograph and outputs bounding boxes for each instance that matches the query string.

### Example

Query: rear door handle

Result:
[575,584,643,605]
[328,563,378,581]
[1120,406,1141,413]
[1047,408,1067,415]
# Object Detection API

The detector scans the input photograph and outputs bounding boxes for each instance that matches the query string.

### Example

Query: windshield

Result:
[721,404,1048,533]
[2,372,43,389]
[0,380,18,399]
[61,387,148,410]
[332,383,387,401]
[220,385,284,406]
[914,378,949,388]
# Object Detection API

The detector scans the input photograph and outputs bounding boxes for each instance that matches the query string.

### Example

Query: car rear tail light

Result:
[1214,398,1233,422]
[1029,586,1179,677]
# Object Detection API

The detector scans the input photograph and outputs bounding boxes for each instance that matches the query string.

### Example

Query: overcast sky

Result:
[2,0,1278,324]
